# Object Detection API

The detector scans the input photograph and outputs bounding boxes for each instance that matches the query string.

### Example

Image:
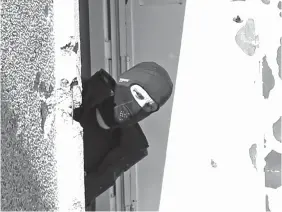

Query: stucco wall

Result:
[1,0,84,211]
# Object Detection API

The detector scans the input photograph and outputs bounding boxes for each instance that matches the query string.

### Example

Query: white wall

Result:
[160,0,282,211]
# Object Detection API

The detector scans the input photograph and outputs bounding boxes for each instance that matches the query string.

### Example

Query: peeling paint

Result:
[262,56,275,99]
[235,18,259,56]
[266,195,271,211]
[272,116,282,142]
[278,1,282,17]
[249,143,257,170]
[1,0,84,210]
[211,159,217,168]
[160,0,282,211]
[233,15,243,23]
[276,40,281,79]
[264,150,281,189]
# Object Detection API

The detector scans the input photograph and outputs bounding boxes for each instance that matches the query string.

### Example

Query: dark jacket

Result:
[73,69,149,206]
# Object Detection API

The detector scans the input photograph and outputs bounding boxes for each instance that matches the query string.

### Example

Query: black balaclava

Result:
[99,61,173,128]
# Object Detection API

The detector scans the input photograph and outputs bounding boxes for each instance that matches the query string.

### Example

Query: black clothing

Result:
[73,69,149,208]
[113,62,173,126]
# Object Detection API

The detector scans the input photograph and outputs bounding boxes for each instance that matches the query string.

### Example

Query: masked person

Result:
[73,62,173,210]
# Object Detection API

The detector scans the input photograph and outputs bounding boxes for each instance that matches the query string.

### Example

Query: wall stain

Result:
[40,101,48,133]
[272,116,281,142]
[33,72,41,91]
[33,71,53,98]
[44,4,49,18]
[262,56,275,99]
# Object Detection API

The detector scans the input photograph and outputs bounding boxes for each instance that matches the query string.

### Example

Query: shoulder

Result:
[118,123,149,150]
[86,69,116,90]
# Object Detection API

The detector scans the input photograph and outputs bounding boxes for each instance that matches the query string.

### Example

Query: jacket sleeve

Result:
[82,69,114,111]
[84,147,148,206]
[75,69,115,127]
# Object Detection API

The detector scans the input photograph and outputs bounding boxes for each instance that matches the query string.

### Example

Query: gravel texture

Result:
[1,0,84,211]
[1,0,58,211]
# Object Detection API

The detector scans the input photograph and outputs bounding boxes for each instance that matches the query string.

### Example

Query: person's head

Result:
[112,61,173,128]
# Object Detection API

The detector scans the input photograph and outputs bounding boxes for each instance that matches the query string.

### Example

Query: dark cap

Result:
[117,62,173,107]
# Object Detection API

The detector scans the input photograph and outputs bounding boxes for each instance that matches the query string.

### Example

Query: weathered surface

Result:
[160,0,282,211]
[262,56,275,99]
[235,19,259,56]
[1,0,58,210]
[1,0,84,211]
[233,15,243,23]
[273,116,282,142]
[249,143,257,170]
[264,150,281,189]
[277,39,281,79]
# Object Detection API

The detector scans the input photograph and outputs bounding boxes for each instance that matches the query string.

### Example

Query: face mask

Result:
[113,83,158,127]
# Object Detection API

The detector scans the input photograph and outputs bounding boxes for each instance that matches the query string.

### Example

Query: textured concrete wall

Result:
[1,1,58,210]
[1,0,84,211]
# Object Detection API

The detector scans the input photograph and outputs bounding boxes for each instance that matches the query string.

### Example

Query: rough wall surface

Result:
[1,0,84,211]
[1,0,58,210]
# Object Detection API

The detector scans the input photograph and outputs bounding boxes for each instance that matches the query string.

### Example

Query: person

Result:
[73,61,173,210]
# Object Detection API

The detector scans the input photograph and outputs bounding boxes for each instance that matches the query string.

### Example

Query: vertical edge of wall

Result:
[53,0,85,211]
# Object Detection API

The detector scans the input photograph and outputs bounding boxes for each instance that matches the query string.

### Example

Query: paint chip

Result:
[277,40,281,79]
[235,19,259,56]
[262,56,275,99]
[249,143,257,170]
[266,195,271,211]
[233,15,243,23]
[211,159,217,168]
[273,116,281,143]
[264,150,281,189]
